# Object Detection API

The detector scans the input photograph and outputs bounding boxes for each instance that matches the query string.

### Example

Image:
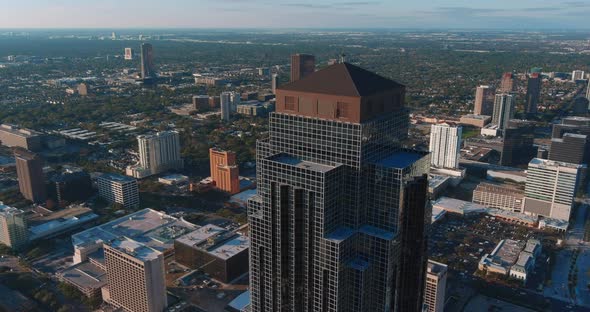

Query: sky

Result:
[2,0,590,29]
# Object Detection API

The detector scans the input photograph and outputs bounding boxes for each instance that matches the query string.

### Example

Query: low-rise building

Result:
[479,238,541,283]
[472,182,524,212]
[460,114,491,128]
[0,124,43,151]
[174,224,250,283]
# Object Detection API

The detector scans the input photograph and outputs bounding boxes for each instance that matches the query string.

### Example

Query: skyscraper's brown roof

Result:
[278,62,404,97]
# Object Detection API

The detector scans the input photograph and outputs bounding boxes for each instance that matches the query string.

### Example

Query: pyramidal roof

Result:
[278,62,404,97]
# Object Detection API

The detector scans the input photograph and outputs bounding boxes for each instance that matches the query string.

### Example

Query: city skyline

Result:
[2,1,590,29]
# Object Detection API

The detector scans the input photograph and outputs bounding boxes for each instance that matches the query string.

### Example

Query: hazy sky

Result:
[2,0,590,29]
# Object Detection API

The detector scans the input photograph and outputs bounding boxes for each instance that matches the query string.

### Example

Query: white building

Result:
[492,94,514,130]
[126,131,183,178]
[586,79,590,100]
[522,158,585,221]
[429,123,462,169]
[97,174,139,209]
[572,70,585,82]
[0,203,28,249]
[423,260,447,312]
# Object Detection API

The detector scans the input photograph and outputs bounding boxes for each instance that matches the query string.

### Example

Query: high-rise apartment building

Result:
[290,53,315,82]
[103,238,167,312]
[14,148,46,203]
[549,133,589,165]
[474,85,495,116]
[140,43,155,79]
[572,70,585,82]
[230,91,241,112]
[248,63,431,312]
[0,203,28,250]
[209,148,240,194]
[524,73,541,115]
[429,123,462,169]
[97,174,139,209]
[422,260,448,312]
[500,72,515,93]
[523,158,585,221]
[492,94,515,131]
[127,131,182,179]
[220,92,232,121]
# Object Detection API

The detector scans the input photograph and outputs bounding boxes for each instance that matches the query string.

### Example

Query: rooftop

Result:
[432,197,487,215]
[208,235,250,260]
[427,260,448,276]
[175,224,226,247]
[269,154,339,173]
[0,124,42,137]
[0,203,25,217]
[228,291,250,311]
[72,208,196,253]
[461,114,491,120]
[278,62,404,97]
[374,151,426,169]
[107,237,162,261]
[98,173,136,183]
[529,158,586,170]
[59,260,107,290]
[491,239,524,266]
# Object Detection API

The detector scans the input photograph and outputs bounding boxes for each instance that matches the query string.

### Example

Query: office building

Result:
[0,124,43,151]
[140,43,155,79]
[572,97,589,115]
[474,85,495,115]
[97,173,139,209]
[209,148,240,194]
[429,123,462,169]
[290,53,315,82]
[523,158,585,221]
[524,73,541,115]
[586,80,590,100]
[127,131,183,178]
[124,48,133,60]
[501,120,536,167]
[103,238,167,312]
[174,224,250,283]
[492,94,515,130]
[48,170,93,206]
[572,70,585,82]
[14,148,46,203]
[551,116,590,139]
[248,62,430,312]
[209,95,220,108]
[473,182,524,213]
[499,72,515,93]
[271,73,279,94]
[192,95,209,111]
[549,133,589,165]
[220,92,232,121]
[422,260,447,312]
[0,203,28,250]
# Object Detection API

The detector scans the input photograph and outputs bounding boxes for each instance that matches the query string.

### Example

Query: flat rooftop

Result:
[491,239,524,266]
[59,260,107,289]
[432,197,487,215]
[175,224,226,247]
[72,208,196,253]
[0,124,42,137]
[269,154,339,173]
[208,235,250,260]
[28,205,93,225]
[0,203,24,217]
[529,158,586,170]
[427,260,448,276]
[461,114,491,120]
[98,173,136,183]
[107,237,162,261]
[374,151,426,169]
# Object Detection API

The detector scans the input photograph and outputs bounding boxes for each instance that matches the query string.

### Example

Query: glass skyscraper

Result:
[248,63,431,312]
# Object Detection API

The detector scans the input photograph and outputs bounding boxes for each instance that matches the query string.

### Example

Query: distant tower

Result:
[492,94,515,131]
[429,123,462,169]
[209,148,240,194]
[220,92,231,121]
[140,43,155,79]
[572,70,585,82]
[474,85,495,115]
[124,48,133,60]
[500,72,515,93]
[271,73,279,94]
[111,32,117,40]
[136,131,183,176]
[290,53,315,82]
[230,91,241,113]
[77,83,88,96]
[339,53,346,63]
[14,148,46,203]
[525,73,541,115]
